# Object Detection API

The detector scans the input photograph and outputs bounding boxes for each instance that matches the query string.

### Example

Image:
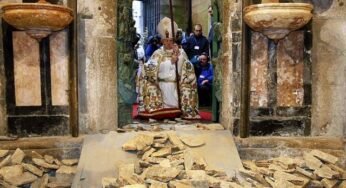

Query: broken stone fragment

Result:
[167,132,185,150]
[255,159,272,168]
[310,150,339,164]
[303,153,323,170]
[239,168,271,187]
[151,147,172,158]
[314,165,340,179]
[0,150,9,158]
[32,158,59,169]
[242,160,273,176]
[154,138,168,144]
[10,148,25,165]
[295,166,317,180]
[170,159,184,167]
[139,160,151,168]
[44,155,55,164]
[31,151,44,159]
[268,163,295,173]
[186,170,207,180]
[118,164,135,178]
[124,174,145,185]
[273,171,309,187]
[102,177,119,188]
[122,134,154,151]
[321,178,338,188]
[53,159,62,166]
[149,181,168,188]
[205,169,227,177]
[184,150,207,170]
[137,146,152,156]
[6,172,37,186]
[159,159,171,168]
[0,155,11,168]
[0,165,23,180]
[145,157,166,164]
[152,143,166,148]
[0,180,17,188]
[145,166,181,182]
[339,181,346,188]
[22,163,44,177]
[61,159,79,166]
[179,136,205,147]
[31,174,49,188]
[56,165,77,175]
[169,179,209,188]
[307,180,323,188]
[142,148,156,160]
[272,156,297,169]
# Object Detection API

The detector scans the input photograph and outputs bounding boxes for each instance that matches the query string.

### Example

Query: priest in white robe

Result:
[137,17,200,120]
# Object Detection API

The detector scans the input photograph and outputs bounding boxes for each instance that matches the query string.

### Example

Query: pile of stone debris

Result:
[0,148,78,187]
[102,132,243,188]
[240,149,345,188]
[102,132,346,188]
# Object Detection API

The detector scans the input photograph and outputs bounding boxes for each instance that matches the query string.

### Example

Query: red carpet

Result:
[132,104,212,121]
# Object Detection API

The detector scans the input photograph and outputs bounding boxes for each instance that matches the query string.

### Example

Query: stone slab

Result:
[72,130,243,187]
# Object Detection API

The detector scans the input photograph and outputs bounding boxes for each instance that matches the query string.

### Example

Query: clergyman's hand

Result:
[171,44,180,64]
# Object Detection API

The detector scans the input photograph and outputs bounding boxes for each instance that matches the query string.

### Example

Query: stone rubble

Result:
[241,150,346,188]
[101,132,346,188]
[0,148,79,187]
[103,132,240,188]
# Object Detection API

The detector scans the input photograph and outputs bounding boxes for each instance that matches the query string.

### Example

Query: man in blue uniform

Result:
[183,24,209,65]
[196,52,213,107]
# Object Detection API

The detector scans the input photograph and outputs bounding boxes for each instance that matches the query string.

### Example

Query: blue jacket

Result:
[197,63,213,88]
[145,44,160,60]
[183,35,209,60]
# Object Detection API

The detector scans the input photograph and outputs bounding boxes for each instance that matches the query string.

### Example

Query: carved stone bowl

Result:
[2,1,73,40]
[244,3,313,41]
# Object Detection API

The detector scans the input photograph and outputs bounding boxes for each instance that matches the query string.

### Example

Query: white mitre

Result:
[157,17,178,39]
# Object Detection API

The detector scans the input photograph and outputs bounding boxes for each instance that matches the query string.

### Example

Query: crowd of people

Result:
[135,17,213,120]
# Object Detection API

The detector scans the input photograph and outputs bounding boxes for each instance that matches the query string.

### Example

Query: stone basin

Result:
[1,1,73,40]
[244,3,313,41]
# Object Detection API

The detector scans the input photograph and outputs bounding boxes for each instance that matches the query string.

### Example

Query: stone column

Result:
[311,1,346,137]
[78,0,117,133]
[220,0,236,130]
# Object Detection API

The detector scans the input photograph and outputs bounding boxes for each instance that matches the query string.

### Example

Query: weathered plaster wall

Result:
[78,0,117,133]
[192,0,210,36]
[311,0,346,137]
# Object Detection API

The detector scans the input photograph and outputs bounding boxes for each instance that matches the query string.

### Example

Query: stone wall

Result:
[78,0,117,133]
[192,0,210,36]
[311,0,346,137]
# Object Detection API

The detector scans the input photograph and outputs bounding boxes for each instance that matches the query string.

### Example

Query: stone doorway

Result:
[116,0,221,127]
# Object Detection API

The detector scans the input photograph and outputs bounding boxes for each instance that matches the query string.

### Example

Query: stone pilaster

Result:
[78,0,117,133]
[311,0,346,137]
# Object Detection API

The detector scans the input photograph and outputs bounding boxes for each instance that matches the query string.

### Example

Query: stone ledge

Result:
[234,136,344,150]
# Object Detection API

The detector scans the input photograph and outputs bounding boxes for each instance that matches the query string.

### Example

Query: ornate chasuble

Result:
[137,48,200,119]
